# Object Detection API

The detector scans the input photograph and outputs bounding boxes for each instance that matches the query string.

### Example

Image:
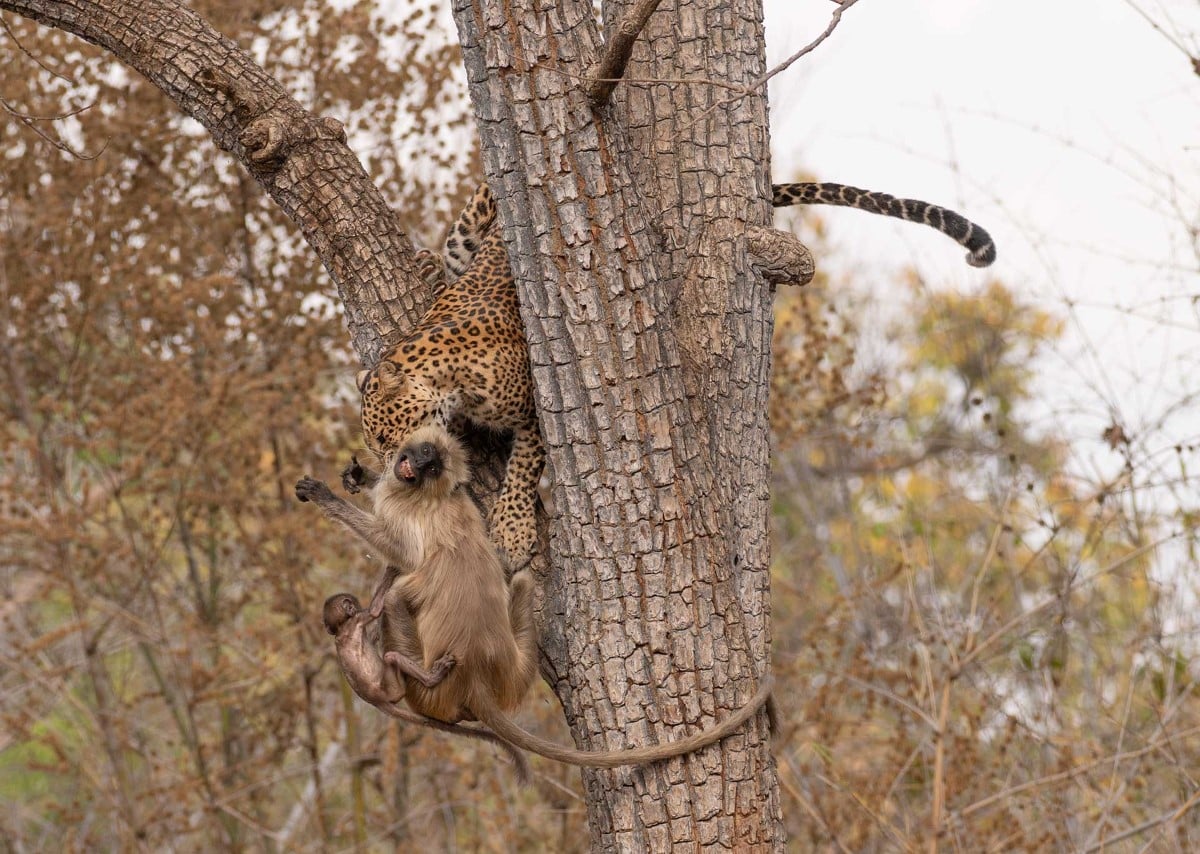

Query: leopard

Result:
[357,180,996,565]
[356,185,540,567]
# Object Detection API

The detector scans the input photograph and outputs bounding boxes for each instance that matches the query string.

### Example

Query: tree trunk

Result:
[452,0,782,848]
[3,0,785,848]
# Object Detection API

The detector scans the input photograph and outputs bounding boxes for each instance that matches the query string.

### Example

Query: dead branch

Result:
[584,0,664,106]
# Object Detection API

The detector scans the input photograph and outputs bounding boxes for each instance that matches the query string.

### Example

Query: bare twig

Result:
[960,490,1013,663]
[0,14,74,83]
[0,93,106,159]
[953,535,1176,676]
[539,0,864,128]
[958,725,1200,821]
[1083,787,1200,852]
[928,680,951,853]
[759,0,865,90]
[585,0,664,105]
[838,674,939,731]
[778,761,855,854]
[1117,0,1198,68]
[0,98,95,122]
[679,0,866,137]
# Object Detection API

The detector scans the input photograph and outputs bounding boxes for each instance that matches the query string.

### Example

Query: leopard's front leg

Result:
[434,388,487,429]
[487,426,544,569]
[413,248,448,297]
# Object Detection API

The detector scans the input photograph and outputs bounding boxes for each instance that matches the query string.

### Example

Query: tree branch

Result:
[0,0,432,362]
[761,0,864,88]
[584,0,664,106]
[679,0,865,134]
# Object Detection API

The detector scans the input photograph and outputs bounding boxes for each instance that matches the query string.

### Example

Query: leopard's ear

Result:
[355,370,370,393]
[376,360,405,391]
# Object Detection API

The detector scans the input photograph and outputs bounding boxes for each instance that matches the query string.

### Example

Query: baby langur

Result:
[319,566,531,781]
[296,424,773,770]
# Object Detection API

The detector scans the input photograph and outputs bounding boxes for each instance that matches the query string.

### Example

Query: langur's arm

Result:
[366,565,402,618]
[383,650,457,690]
[295,477,414,566]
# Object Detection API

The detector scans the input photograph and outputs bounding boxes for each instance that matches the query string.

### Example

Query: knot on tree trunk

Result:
[199,66,346,170]
[239,114,346,168]
[746,225,814,287]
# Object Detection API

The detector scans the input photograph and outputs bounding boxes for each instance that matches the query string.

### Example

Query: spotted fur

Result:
[359,180,994,564]
[358,210,540,565]
[442,183,498,280]
[772,182,996,268]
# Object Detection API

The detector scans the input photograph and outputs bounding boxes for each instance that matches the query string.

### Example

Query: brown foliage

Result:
[767,220,1200,850]
[6,0,1198,850]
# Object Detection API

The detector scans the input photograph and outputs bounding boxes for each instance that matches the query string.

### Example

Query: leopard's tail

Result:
[772,182,996,267]
[443,183,499,279]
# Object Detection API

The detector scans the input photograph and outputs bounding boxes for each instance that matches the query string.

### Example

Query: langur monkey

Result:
[319,568,530,781]
[296,424,773,769]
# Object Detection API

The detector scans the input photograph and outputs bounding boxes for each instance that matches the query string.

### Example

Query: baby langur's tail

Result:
[471,674,774,769]
[385,705,531,783]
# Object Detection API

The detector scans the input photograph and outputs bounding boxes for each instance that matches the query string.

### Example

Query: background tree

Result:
[765,206,1199,849]
[0,1,586,849]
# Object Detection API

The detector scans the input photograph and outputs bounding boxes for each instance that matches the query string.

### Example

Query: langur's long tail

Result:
[472,674,774,769]
[383,704,531,783]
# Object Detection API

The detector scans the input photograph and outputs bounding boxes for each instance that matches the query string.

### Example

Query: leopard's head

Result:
[358,359,440,463]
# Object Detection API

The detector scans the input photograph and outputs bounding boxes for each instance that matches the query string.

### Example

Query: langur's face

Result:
[322,594,360,635]
[393,439,444,489]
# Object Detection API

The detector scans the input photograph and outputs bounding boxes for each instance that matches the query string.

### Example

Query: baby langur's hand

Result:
[430,653,457,682]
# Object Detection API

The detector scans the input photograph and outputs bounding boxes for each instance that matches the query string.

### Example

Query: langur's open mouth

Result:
[397,457,416,483]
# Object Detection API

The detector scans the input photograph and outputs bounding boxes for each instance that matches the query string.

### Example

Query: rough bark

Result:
[0,0,433,362]
[584,0,664,106]
[603,0,779,666]
[451,0,781,849]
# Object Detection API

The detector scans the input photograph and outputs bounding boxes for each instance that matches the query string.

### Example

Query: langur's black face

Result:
[393,440,443,488]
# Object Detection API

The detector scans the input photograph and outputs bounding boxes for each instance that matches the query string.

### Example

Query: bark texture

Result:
[0,0,433,362]
[452,0,782,849]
